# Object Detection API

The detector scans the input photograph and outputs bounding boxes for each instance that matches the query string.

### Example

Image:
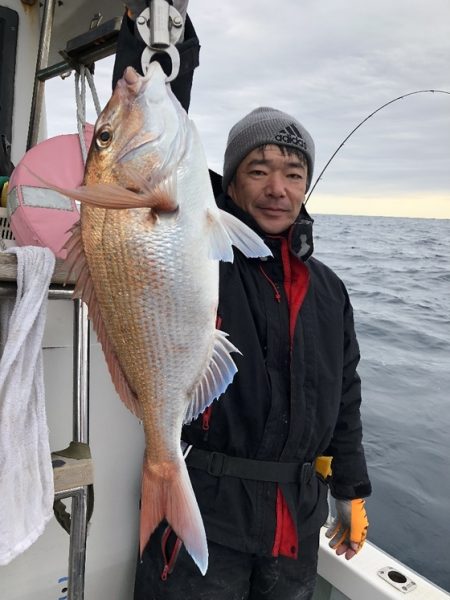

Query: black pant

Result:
[134,523,319,600]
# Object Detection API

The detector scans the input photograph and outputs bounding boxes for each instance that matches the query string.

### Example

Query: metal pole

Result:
[68,300,90,599]
[73,298,90,444]
[0,283,74,299]
[56,487,89,600]
[26,0,58,150]
[68,487,88,600]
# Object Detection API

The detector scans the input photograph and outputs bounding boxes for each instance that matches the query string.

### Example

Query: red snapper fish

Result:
[63,62,270,575]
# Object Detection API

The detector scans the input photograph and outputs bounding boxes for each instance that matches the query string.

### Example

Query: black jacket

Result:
[181,195,371,556]
[112,12,371,558]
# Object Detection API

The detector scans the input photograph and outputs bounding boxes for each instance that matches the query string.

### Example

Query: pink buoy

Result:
[7,125,94,258]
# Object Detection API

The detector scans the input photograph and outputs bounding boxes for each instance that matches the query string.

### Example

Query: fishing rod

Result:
[305,89,450,203]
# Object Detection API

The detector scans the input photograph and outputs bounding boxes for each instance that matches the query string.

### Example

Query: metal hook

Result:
[136,3,184,82]
[140,44,181,83]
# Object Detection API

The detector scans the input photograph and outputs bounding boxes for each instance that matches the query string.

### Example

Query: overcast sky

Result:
[46,0,450,218]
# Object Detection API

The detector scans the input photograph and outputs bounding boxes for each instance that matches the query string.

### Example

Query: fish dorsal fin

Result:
[64,222,142,419]
[206,209,272,263]
[184,330,240,424]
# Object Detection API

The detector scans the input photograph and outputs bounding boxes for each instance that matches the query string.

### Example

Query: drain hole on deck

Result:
[388,570,407,584]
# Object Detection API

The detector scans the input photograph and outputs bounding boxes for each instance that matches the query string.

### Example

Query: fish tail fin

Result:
[140,458,208,575]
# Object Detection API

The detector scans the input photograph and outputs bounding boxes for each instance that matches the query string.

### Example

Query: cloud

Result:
[44,0,450,217]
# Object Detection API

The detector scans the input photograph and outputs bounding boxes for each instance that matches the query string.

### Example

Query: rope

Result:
[75,69,87,163]
[74,65,102,164]
[85,68,102,117]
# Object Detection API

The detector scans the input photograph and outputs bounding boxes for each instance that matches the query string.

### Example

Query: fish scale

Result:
[61,61,271,575]
[83,202,218,452]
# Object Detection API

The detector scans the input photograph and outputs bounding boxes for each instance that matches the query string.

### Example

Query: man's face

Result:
[227,145,308,235]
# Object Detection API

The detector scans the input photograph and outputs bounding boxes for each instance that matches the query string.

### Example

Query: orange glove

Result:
[326,498,368,560]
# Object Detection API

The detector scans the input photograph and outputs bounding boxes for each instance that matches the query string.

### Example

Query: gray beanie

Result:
[222,107,315,193]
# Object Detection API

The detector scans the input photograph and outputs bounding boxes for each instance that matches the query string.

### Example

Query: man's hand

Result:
[326,498,368,560]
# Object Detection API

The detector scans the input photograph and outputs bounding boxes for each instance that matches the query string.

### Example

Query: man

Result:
[113,6,371,600]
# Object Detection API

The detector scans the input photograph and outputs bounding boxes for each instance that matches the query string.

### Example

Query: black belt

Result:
[185,447,313,484]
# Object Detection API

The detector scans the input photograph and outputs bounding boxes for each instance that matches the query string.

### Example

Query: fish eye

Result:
[96,128,113,148]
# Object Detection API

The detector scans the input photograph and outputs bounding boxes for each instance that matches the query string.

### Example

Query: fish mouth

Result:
[122,66,144,94]
[122,62,165,92]
[122,61,168,94]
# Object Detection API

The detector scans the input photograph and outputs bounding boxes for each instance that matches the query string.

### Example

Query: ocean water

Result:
[313,213,450,592]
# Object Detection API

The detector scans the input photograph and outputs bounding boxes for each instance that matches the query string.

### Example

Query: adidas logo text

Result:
[275,124,307,150]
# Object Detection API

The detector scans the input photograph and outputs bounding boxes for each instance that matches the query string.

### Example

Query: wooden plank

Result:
[0,253,76,285]
[52,453,94,493]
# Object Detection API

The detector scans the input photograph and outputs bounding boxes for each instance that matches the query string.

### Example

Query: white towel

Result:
[0,246,55,565]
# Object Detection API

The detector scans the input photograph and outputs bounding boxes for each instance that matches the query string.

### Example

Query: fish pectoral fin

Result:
[184,330,240,424]
[64,223,142,419]
[55,180,177,211]
[22,162,159,210]
[26,160,178,211]
[124,167,178,212]
[207,209,272,262]
[219,209,273,258]
[62,183,153,208]
[206,209,234,262]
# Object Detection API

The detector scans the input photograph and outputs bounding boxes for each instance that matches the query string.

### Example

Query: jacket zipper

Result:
[160,526,183,580]
[200,315,223,437]
[202,406,212,432]
[259,264,281,303]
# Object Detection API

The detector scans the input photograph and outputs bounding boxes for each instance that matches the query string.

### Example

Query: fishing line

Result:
[305,89,450,203]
